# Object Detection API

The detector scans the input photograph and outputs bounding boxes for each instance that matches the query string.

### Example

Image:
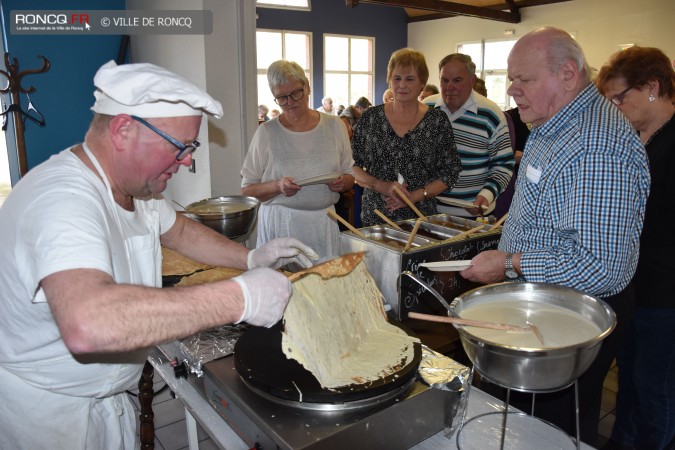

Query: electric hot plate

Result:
[234,321,422,404]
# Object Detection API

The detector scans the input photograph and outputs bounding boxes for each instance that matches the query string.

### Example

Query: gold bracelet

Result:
[423,186,429,199]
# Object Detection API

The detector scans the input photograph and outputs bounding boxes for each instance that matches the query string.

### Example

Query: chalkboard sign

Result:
[398,234,501,320]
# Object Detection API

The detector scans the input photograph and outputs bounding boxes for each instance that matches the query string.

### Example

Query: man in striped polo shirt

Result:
[430,53,514,219]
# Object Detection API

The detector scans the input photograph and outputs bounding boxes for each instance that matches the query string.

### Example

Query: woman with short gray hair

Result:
[241,60,355,267]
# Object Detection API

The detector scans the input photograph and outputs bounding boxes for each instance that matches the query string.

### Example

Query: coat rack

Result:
[0,53,50,177]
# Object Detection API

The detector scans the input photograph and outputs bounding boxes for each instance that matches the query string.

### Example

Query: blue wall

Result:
[1,0,125,176]
[256,0,408,109]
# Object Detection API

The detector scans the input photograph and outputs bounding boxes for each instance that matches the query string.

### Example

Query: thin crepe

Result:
[282,259,419,390]
[162,247,212,276]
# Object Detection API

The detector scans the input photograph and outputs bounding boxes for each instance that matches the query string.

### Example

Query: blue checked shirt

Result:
[499,84,650,297]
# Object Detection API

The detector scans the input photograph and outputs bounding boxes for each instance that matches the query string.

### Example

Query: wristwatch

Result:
[504,253,519,280]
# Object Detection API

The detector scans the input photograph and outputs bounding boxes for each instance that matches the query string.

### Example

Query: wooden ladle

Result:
[374,209,403,230]
[326,208,366,238]
[402,219,422,252]
[392,186,427,222]
[408,311,532,332]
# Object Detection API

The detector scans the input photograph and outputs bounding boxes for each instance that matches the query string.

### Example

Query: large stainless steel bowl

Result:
[450,282,616,393]
[185,196,259,239]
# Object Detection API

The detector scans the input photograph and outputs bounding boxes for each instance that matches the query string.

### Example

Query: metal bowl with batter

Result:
[450,282,616,393]
[185,195,259,239]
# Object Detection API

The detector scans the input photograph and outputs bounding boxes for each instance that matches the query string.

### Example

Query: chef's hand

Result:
[460,250,508,284]
[279,176,301,197]
[247,237,319,270]
[232,268,291,327]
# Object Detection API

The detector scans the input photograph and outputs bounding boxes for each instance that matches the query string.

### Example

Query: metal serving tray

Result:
[397,220,462,241]
[355,225,438,249]
[340,216,501,321]
[426,214,491,232]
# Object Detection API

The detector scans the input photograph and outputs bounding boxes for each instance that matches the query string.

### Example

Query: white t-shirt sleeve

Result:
[21,184,115,303]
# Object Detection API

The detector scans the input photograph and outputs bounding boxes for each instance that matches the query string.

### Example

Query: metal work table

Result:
[148,341,595,450]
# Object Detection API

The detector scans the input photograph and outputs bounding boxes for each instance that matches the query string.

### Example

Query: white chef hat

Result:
[91,60,223,119]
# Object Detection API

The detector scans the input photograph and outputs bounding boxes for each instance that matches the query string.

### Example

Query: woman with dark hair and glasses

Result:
[596,46,675,450]
[241,60,355,267]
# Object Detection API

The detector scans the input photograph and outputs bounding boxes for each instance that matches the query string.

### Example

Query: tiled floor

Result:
[129,377,217,450]
[132,361,619,449]
[598,360,619,447]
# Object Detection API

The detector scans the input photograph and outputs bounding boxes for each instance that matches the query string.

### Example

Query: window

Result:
[323,34,374,110]
[256,30,312,115]
[256,0,310,11]
[457,39,517,110]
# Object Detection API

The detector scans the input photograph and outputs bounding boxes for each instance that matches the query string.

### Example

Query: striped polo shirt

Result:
[433,91,514,216]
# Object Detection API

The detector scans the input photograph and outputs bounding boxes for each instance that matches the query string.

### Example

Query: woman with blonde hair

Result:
[352,48,461,226]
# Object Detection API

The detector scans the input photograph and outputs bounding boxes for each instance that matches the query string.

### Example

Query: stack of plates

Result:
[292,172,340,186]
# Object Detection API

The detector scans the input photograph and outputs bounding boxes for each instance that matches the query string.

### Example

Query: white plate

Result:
[436,197,487,210]
[293,172,340,186]
[420,260,473,272]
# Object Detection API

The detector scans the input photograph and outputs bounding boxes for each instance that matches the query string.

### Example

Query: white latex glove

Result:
[247,237,319,270]
[232,268,292,327]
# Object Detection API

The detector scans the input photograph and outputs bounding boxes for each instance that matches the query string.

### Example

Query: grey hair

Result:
[438,53,476,75]
[267,60,309,91]
[538,27,592,84]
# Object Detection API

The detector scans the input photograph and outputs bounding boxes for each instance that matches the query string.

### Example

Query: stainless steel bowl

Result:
[185,196,259,239]
[450,282,616,392]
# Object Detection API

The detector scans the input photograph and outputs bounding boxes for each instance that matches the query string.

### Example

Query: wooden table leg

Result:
[139,360,155,449]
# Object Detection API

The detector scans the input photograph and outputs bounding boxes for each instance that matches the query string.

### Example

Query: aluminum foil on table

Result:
[180,324,250,376]
[418,345,474,439]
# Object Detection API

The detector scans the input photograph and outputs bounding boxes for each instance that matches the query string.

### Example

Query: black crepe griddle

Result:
[234,321,421,403]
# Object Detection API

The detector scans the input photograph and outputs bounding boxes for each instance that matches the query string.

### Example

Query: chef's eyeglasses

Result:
[131,116,200,161]
[609,86,634,106]
[274,87,305,106]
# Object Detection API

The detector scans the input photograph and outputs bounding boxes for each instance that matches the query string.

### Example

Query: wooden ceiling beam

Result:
[347,0,521,24]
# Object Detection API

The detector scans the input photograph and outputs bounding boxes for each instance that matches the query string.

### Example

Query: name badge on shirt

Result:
[526,164,542,184]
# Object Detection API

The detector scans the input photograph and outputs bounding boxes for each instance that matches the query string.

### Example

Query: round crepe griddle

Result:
[234,321,422,403]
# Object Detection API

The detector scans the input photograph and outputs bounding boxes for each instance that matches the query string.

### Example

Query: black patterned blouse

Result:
[352,104,461,226]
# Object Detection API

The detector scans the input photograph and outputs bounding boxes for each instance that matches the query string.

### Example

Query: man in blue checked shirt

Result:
[461,27,650,447]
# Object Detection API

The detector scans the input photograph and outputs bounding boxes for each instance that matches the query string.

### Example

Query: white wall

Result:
[126,0,258,208]
[409,0,675,87]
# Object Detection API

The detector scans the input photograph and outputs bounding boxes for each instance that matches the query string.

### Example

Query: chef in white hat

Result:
[0,60,318,449]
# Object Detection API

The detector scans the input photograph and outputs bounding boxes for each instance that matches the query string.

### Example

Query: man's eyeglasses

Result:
[609,86,634,106]
[130,116,200,161]
[274,87,305,106]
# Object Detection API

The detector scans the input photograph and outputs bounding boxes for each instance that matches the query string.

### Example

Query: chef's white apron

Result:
[0,145,160,450]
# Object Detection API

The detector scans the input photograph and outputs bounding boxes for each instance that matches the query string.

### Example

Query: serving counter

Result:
[152,217,592,449]
[148,341,595,450]
[339,215,501,321]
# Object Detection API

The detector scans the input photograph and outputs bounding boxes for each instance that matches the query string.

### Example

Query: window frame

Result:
[256,28,313,114]
[322,33,375,110]
[256,0,311,12]
[457,38,517,110]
